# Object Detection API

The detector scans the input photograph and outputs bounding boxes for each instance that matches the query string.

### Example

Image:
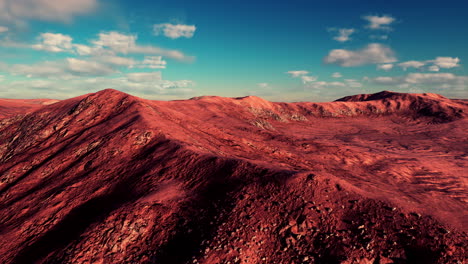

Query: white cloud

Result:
[257,83,269,88]
[285,71,362,91]
[306,81,347,89]
[73,44,95,55]
[332,72,342,78]
[92,31,192,61]
[30,33,101,56]
[324,43,397,67]
[332,28,355,42]
[2,31,193,62]
[0,26,8,33]
[0,38,31,48]
[286,70,316,83]
[3,53,169,80]
[159,80,195,90]
[286,70,308,77]
[362,15,395,30]
[138,56,167,69]
[127,72,162,83]
[66,58,115,75]
[398,60,425,70]
[0,0,97,24]
[92,31,136,53]
[301,75,317,83]
[372,73,468,91]
[373,76,398,85]
[96,55,136,67]
[7,58,116,79]
[32,33,73,52]
[395,57,460,71]
[344,79,363,88]
[377,63,394,71]
[153,23,196,39]
[404,73,460,84]
[430,57,460,69]
[9,61,70,79]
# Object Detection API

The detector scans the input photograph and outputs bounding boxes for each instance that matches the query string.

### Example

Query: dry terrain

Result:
[0,89,466,263]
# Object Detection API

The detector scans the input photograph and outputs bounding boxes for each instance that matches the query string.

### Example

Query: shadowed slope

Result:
[0,89,466,263]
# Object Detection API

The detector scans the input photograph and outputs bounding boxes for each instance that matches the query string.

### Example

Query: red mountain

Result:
[0,89,466,263]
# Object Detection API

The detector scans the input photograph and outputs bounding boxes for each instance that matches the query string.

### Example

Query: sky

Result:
[0,0,467,101]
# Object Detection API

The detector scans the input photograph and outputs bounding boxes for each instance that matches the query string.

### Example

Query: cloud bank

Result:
[324,43,397,67]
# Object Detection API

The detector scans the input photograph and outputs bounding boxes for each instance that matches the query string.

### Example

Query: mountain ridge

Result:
[0,89,466,263]
[1,89,466,123]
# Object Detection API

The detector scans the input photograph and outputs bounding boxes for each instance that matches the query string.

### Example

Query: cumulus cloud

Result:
[6,57,116,79]
[393,57,460,71]
[138,56,167,69]
[430,57,460,69]
[0,26,8,33]
[257,83,269,89]
[300,75,317,83]
[127,72,162,83]
[330,28,355,42]
[398,60,425,70]
[159,80,195,90]
[66,58,115,75]
[153,23,196,39]
[362,15,395,30]
[284,69,362,91]
[286,70,309,77]
[344,79,363,88]
[92,31,192,61]
[373,76,399,85]
[305,81,347,89]
[404,73,462,84]
[2,31,193,62]
[0,0,97,24]
[96,55,136,67]
[377,64,394,71]
[371,73,468,91]
[332,72,342,78]
[73,44,94,55]
[324,43,397,67]
[92,31,136,53]
[32,33,73,52]
[286,70,316,84]
[9,61,69,79]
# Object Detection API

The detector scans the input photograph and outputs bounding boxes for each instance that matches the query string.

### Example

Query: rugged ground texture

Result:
[0,89,466,264]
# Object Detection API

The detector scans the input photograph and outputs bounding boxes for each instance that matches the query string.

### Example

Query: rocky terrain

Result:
[0,89,466,264]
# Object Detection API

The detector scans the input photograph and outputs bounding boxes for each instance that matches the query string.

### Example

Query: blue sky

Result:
[0,0,467,101]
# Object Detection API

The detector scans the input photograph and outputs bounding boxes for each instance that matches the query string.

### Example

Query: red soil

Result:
[0,98,59,119]
[0,89,466,264]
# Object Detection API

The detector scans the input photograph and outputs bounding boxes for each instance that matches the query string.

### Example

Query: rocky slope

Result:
[0,89,466,264]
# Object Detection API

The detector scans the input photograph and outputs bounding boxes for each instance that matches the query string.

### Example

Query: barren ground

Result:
[0,89,466,263]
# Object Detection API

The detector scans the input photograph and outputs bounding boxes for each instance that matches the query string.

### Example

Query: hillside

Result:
[0,89,466,264]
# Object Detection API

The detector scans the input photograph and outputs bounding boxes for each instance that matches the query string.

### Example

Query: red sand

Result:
[0,89,466,263]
